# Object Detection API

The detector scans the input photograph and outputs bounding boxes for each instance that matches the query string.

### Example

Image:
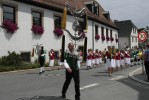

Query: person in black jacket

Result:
[62,43,80,100]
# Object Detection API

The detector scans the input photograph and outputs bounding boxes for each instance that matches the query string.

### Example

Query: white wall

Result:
[0,0,118,62]
[130,28,138,48]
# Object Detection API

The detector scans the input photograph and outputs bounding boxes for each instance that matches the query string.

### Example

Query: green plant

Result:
[0,51,22,67]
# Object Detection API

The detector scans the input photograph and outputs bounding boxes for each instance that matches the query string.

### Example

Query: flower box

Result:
[95,34,100,40]
[111,37,114,41]
[101,35,105,41]
[106,36,110,41]
[31,25,44,35]
[2,20,18,33]
[53,27,63,37]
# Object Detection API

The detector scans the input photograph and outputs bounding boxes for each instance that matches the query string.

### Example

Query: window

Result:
[95,25,98,35]
[3,5,16,22]
[132,37,134,42]
[106,29,108,37]
[86,4,93,13]
[32,11,42,26]
[115,34,117,39]
[135,37,137,42]
[94,5,99,16]
[103,11,110,20]
[54,16,61,29]
[21,52,31,62]
[110,30,112,38]
[101,27,104,36]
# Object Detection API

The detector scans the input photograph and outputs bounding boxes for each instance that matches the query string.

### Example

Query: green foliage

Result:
[0,51,22,67]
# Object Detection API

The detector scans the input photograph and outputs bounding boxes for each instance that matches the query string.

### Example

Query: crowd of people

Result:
[37,43,149,100]
[37,45,143,76]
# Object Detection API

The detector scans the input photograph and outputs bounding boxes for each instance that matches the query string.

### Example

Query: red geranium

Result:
[53,27,63,37]
[31,25,44,35]
[95,34,100,40]
[101,35,105,41]
[106,36,110,41]
[2,20,18,33]
[111,37,114,41]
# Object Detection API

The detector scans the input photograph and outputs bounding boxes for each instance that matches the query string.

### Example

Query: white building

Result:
[0,0,119,62]
[114,20,138,50]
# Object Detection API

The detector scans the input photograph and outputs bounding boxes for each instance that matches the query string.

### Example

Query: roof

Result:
[14,0,118,29]
[114,20,137,37]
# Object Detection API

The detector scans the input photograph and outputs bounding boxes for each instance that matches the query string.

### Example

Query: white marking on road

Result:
[110,75,125,80]
[80,83,99,90]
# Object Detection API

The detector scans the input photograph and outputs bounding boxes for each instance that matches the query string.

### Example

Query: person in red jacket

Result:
[105,46,112,76]
[86,49,92,70]
[49,49,55,70]
[115,49,121,71]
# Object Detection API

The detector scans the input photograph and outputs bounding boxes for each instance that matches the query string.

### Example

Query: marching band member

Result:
[49,49,55,69]
[105,46,112,76]
[95,49,99,67]
[98,50,102,65]
[115,49,121,71]
[125,50,131,67]
[111,52,116,72]
[91,49,95,68]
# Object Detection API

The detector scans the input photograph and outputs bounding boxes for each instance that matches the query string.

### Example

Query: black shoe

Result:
[62,94,66,98]
[39,72,42,75]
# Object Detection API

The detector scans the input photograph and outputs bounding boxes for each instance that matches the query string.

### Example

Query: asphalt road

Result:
[0,64,149,100]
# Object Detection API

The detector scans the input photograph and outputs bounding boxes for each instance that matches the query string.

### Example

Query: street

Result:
[0,65,149,100]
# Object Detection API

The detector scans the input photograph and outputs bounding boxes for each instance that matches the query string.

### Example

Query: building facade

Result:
[0,0,118,62]
[115,20,138,50]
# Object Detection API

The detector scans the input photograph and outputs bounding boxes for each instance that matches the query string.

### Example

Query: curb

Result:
[128,67,149,86]
[0,66,65,74]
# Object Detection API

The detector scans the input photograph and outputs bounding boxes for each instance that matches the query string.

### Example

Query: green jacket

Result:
[39,54,45,64]
[64,51,79,71]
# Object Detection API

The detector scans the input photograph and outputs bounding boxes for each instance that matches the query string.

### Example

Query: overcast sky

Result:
[97,0,149,28]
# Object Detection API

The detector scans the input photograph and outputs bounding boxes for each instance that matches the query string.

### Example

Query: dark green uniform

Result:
[62,51,80,100]
[39,54,45,67]
[65,52,79,71]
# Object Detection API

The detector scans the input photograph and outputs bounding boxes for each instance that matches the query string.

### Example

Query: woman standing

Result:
[105,46,112,76]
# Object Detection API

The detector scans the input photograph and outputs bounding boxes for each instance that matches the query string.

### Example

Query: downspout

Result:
[92,21,94,50]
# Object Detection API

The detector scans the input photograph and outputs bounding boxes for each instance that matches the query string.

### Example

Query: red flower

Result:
[101,35,105,41]
[111,37,114,41]
[53,27,63,37]
[31,25,44,35]
[106,36,110,41]
[2,20,18,33]
[95,34,100,40]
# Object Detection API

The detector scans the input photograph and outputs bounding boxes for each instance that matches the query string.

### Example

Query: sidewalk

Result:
[129,67,149,86]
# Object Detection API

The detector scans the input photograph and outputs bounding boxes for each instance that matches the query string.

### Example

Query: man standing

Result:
[62,43,80,100]
[38,48,45,74]
[144,44,149,82]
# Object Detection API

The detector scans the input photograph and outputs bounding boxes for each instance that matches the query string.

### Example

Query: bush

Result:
[0,51,22,67]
